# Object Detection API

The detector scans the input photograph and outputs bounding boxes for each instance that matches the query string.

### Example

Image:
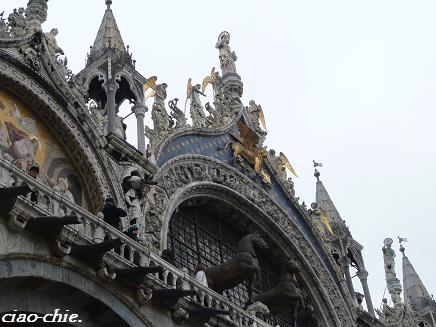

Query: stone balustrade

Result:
[0,157,272,327]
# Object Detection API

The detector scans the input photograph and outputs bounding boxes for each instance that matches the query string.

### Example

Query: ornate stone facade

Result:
[1,1,423,327]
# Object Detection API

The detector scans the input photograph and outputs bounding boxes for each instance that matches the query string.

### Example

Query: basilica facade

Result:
[0,1,434,326]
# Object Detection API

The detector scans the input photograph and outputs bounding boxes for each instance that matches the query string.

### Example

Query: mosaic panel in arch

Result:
[0,90,88,208]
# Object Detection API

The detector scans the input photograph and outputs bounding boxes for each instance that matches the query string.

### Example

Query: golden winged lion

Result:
[222,122,269,182]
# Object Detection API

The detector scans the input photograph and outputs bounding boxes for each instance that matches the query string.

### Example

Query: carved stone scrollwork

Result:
[144,155,355,326]
[168,98,186,129]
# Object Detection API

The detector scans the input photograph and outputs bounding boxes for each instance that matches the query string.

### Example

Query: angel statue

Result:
[247,100,267,136]
[144,77,172,136]
[186,78,207,128]
[278,152,298,178]
[202,67,222,97]
[215,31,237,75]
[143,76,157,100]
[268,149,298,181]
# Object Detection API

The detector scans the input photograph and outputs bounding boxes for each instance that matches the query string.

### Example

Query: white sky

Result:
[3,0,436,312]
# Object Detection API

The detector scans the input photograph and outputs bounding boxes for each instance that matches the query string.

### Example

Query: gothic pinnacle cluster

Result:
[377,238,436,326]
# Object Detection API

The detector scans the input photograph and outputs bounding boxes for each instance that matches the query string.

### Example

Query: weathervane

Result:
[398,236,407,244]
[313,160,323,168]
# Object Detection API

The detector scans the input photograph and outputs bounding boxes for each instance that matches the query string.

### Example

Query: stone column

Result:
[357,270,375,316]
[340,256,356,299]
[105,79,118,135]
[132,103,147,154]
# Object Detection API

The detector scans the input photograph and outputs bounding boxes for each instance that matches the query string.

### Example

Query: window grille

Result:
[168,206,294,327]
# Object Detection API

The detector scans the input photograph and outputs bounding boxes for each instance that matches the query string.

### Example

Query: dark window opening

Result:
[167,205,297,327]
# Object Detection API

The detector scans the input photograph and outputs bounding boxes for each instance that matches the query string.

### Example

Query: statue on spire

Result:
[383,238,397,280]
[215,31,237,75]
[377,238,417,327]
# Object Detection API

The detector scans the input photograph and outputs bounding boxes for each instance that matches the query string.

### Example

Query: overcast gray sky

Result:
[3,0,435,312]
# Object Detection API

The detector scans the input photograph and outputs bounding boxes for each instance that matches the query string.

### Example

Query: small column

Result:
[105,78,118,135]
[340,256,356,298]
[132,103,147,154]
[356,270,375,316]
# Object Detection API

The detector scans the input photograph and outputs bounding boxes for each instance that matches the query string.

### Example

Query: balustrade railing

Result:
[0,158,272,327]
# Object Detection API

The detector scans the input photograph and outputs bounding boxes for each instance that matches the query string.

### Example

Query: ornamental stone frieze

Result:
[144,154,355,326]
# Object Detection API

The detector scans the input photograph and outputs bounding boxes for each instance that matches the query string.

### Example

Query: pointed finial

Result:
[106,0,112,9]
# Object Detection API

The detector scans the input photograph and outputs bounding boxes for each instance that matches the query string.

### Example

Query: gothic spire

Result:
[400,244,434,311]
[314,168,342,224]
[88,0,127,65]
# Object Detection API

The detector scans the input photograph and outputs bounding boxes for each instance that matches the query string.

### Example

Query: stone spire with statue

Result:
[382,238,403,306]
[376,238,417,327]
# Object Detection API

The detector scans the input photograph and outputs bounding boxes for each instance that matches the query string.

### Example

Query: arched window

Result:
[167,202,295,327]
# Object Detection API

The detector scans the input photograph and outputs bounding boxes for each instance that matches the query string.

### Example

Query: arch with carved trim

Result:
[0,56,120,211]
[146,154,356,326]
[0,256,155,327]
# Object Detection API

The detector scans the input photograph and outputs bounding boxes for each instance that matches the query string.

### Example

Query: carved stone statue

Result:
[382,238,396,279]
[20,33,42,70]
[88,100,105,130]
[268,149,286,180]
[247,100,267,136]
[189,84,207,128]
[106,113,126,140]
[214,92,233,124]
[45,28,64,58]
[376,298,417,327]
[205,102,220,127]
[168,98,186,128]
[0,12,8,37]
[205,234,268,303]
[251,258,304,323]
[246,301,270,317]
[123,172,144,227]
[151,83,171,135]
[215,31,237,75]
[8,8,27,37]
[56,56,72,78]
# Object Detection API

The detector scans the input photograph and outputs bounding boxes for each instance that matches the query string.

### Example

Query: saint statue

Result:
[45,28,64,58]
[215,31,237,75]
[189,84,207,127]
[382,238,396,279]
